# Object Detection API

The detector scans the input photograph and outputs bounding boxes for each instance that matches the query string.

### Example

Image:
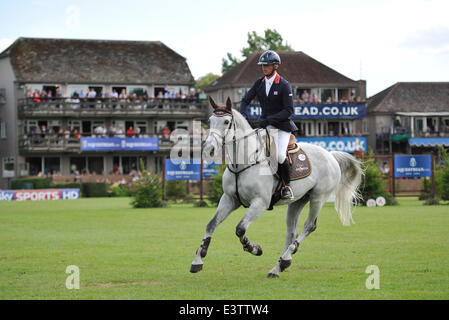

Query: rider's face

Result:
[262,64,275,77]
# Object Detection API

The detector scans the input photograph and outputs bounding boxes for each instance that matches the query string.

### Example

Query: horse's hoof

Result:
[254,245,263,256]
[279,259,292,272]
[267,272,279,278]
[190,264,203,273]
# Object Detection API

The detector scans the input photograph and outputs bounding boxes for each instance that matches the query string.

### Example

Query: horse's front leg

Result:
[190,194,239,273]
[236,197,268,256]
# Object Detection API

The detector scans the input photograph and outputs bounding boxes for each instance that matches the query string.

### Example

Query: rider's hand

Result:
[257,119,269,128]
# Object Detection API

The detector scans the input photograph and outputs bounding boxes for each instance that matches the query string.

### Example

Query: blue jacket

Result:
[240,73,298,133]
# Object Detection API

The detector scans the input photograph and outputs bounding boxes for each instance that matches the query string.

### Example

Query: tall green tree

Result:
[221,29,293,73]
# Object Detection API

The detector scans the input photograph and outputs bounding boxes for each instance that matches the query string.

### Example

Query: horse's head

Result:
[203,96,234,159]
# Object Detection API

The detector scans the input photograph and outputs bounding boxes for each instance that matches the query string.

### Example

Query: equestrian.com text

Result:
[178,304,269,317]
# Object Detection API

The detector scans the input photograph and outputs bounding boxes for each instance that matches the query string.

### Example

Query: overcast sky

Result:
[1,0,448,96]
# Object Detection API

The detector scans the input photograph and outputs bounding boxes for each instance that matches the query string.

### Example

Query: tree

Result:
[221,29,293,73]
[195,72,220,91]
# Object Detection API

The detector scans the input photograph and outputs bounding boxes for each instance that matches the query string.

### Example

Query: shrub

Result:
[359,154,396,205]
[208,164,226,206]
[130,172,163,208]
[52,183,82,189]
[107,183,132,197]
[81,183,108,197]
[166,180,187,198]
[11,178,52,189]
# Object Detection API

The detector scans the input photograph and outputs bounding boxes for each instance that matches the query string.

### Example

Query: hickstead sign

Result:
[246,103,366,120]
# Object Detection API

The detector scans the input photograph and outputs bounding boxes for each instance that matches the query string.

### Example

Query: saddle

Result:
[265,132,312,210]
[265,132,312,180]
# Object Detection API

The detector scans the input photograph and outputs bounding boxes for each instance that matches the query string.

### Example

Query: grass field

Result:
[0,197,448,300]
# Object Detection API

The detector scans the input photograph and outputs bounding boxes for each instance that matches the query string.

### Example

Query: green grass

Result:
[0,197,448,299]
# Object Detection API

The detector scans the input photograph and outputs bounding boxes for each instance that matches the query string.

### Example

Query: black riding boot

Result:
[279,159,293,200]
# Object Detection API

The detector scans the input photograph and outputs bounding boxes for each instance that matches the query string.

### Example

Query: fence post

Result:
[162,156,166,201]
[392,154,396,198]
[431,153,435,199]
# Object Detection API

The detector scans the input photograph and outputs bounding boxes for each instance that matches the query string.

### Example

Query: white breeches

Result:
[267,125,290,164]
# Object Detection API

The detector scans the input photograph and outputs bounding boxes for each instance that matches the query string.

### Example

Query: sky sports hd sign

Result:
[246,103,366,120]
[0,189,80,201]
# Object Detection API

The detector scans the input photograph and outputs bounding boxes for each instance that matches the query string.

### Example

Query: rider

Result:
[240,50,298,200]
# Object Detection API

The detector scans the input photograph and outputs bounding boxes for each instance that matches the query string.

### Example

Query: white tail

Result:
[331,151,364,226]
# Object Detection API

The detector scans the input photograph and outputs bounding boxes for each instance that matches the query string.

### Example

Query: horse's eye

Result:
[224,120,229,125]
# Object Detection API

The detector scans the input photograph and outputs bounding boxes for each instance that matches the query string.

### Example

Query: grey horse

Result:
[190,97,363,278]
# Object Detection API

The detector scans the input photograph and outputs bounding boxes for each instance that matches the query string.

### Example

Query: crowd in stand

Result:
[25,86,208,110]
[26,124,165,142]
[294,90,363,104]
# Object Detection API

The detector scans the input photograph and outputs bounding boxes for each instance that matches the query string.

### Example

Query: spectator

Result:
[72,129,80,139]
[301,90,309,103]
[126,126,135,137]
[162,125,171,139]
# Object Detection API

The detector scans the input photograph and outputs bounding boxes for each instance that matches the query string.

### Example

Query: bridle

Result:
[209,108,265,170]
[208,108,267,207]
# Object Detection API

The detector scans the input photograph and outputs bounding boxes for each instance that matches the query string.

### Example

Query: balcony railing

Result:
[377,126,449,139]
[18,98,209,118]
[18,133,202,153]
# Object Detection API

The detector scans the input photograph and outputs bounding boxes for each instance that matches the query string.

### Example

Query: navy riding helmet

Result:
[257,50,281,65]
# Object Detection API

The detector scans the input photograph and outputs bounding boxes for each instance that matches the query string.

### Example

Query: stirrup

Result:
[281,185,294,200]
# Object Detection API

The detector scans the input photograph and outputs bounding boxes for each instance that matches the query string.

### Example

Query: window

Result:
[68,120,81,131]
[362,119,369,135]
[44,157,60,175]
[0,121,6,138]
[67,85,89,97]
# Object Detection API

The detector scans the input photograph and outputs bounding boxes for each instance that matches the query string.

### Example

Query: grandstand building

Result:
[0,37,207,188]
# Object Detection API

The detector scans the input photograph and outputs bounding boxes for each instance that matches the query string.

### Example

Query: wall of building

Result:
[0,57,18,189]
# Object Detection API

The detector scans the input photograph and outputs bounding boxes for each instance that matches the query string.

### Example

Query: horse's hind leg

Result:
[267,194,326,278]
[190,193,239,273]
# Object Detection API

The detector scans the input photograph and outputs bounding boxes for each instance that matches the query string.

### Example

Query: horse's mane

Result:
[231,109,252,132]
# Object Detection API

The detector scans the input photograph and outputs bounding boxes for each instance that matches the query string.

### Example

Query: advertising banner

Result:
[297,136,366,153]
[81,137,158,151]
[394,155,432,178]
[165,159,221,181]
[0,189,81,201]
[246,103,365,120]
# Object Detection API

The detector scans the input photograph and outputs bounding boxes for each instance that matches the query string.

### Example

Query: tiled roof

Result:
[206,51,358,90]
[367,82,449,113]
[0,37,195,85]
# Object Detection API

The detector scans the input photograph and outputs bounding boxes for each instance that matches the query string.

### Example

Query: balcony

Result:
[18,98,208,119]
[18,133,202,154]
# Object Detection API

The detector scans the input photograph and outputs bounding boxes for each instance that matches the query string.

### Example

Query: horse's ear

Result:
[226,97,232,111]
[208,96,219,109]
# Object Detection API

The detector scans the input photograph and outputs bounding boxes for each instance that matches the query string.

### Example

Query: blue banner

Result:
[165,159,201,181]
[165,159,221,181]
[246,103,366,119]
[297,136,366,153]
[81,137,158,151]
[394,155,432,178]
[202,160,221,178]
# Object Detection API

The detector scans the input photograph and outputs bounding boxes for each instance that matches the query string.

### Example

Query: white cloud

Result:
[66,5,80,30]
[183,0,449,95]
